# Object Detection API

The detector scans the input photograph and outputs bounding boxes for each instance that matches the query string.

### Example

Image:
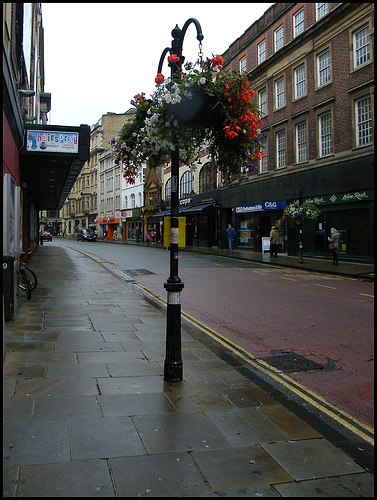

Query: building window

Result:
[317,49,331,87]
[294,64,306,99]
[115,174,120,189]
[115,195,120,210]
[106,177,113,192]
[319,112,333,157]
[354,25,370,69]
[124,196,128,209]
[165,178,171,201]
[274,25,284,52]
[259,137,268,173]
[356,96,372,147]
[293,9,305,38]
[180,171,194,197]
[276,130,286,169]
[100,179,104,194]
[296,122,308,163]
[316,3,329,21]
[130,193,136,208]
[258,39,266,64]
[259,89,267,117]
[199,162,217,193]
[275,77,285,109]
[239,56,246,74]
[138,192,142,207]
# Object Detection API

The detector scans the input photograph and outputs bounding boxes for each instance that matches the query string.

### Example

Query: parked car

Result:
[40,231,52,242]
[76,229,97,241]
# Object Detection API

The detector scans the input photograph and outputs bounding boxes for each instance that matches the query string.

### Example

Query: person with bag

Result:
[328,227,340,265]
[270,226,280,258]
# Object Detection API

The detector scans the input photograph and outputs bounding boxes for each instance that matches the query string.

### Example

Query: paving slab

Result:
[191,446,293,491]
[97,392,177,417]
[110,452,210,497]
[69,416,146,460]
[261,438,365,481]
[204,407,290,446]
[13,459,114,497]
[273,472,375,497]
[12,376,98,397]
[33,395,102,420]
[132,412,231,454]
[3,420,70,465]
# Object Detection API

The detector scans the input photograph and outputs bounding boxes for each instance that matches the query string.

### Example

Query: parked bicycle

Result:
[18,249,38,300]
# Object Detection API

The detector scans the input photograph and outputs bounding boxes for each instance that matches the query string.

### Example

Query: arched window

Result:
[124,196,128,209]
[130,193,136,208]
[138,192,142,207]
[165,178,171,201]
[199,162,217,193]
[180,171,194,197]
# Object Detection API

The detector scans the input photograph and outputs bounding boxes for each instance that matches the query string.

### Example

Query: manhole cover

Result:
[124,269,156,276]
[259,353,324,373]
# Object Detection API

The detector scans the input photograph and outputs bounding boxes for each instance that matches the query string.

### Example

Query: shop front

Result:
[122,208,143,243]
[293,189,374,260]
[98,217,120,240]
[152,194,219,248]
[234,200,288,252]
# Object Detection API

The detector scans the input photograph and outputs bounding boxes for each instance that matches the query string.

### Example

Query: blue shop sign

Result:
[234,200,287,214]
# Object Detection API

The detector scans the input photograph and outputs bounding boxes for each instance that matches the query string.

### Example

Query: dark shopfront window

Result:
[297,206,371,259]
[325,207,371,258]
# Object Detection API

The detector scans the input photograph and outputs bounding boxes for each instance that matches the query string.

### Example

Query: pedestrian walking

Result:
[103,229,107,241]
[270,226,280,258]
[136,228,140,243]
[150,228,156,245]
[225,224,237,254]
[328,227,340,265]
[145,232,150,245]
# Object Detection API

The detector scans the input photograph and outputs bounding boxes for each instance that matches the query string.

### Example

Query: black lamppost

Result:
[158,19,204,382]
[294,188,307,264]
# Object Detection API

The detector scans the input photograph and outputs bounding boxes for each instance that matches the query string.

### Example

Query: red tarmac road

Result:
[136,263,374,429]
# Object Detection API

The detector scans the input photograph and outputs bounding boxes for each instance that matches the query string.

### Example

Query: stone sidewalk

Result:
[3,245,374,497]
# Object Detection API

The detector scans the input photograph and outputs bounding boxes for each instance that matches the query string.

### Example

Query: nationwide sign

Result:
[26,129,79,153]
[234,200,287,214]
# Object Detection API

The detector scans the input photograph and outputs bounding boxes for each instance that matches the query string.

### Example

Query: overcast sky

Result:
[41,3,273,128]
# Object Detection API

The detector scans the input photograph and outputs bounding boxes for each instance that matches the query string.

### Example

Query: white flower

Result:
[199,77,206,85]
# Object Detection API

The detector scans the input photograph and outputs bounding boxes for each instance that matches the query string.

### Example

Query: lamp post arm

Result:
[177,18,204,58]
[157,47,172,75]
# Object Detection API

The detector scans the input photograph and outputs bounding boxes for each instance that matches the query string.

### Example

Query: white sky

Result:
[41,3,273,127]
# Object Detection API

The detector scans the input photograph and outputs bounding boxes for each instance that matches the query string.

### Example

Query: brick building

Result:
[219,2,374,260]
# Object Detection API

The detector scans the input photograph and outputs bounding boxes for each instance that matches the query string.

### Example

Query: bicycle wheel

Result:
[18,266,31,299]
[24,264,38,290]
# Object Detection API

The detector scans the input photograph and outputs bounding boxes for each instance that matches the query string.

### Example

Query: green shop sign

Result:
[305,189,374,206]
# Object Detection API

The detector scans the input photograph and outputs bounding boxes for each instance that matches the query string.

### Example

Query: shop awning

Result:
[180,202,215,215]
[152,202,215,219]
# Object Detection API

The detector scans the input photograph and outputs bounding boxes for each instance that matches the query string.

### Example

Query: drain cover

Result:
[259,353,324,373]
[124,269,156,276]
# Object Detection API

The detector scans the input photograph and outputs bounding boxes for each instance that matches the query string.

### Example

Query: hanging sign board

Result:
[26,129,79,153]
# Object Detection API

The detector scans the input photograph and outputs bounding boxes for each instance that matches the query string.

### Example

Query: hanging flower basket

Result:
[111,55,264,183]
[282,201,320,220]
[165,87,222,129]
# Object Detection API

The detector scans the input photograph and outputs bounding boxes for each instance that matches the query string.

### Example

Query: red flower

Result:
[155,73,164,84]
[168,54,180,63]
[211,55,224,69]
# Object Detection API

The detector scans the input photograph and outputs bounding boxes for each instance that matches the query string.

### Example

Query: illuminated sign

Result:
[26,130,79,153]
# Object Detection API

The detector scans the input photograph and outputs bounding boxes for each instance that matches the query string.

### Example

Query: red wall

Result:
[3,110,20,184]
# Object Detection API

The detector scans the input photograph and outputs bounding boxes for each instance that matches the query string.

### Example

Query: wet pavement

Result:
[3,244,374,497]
